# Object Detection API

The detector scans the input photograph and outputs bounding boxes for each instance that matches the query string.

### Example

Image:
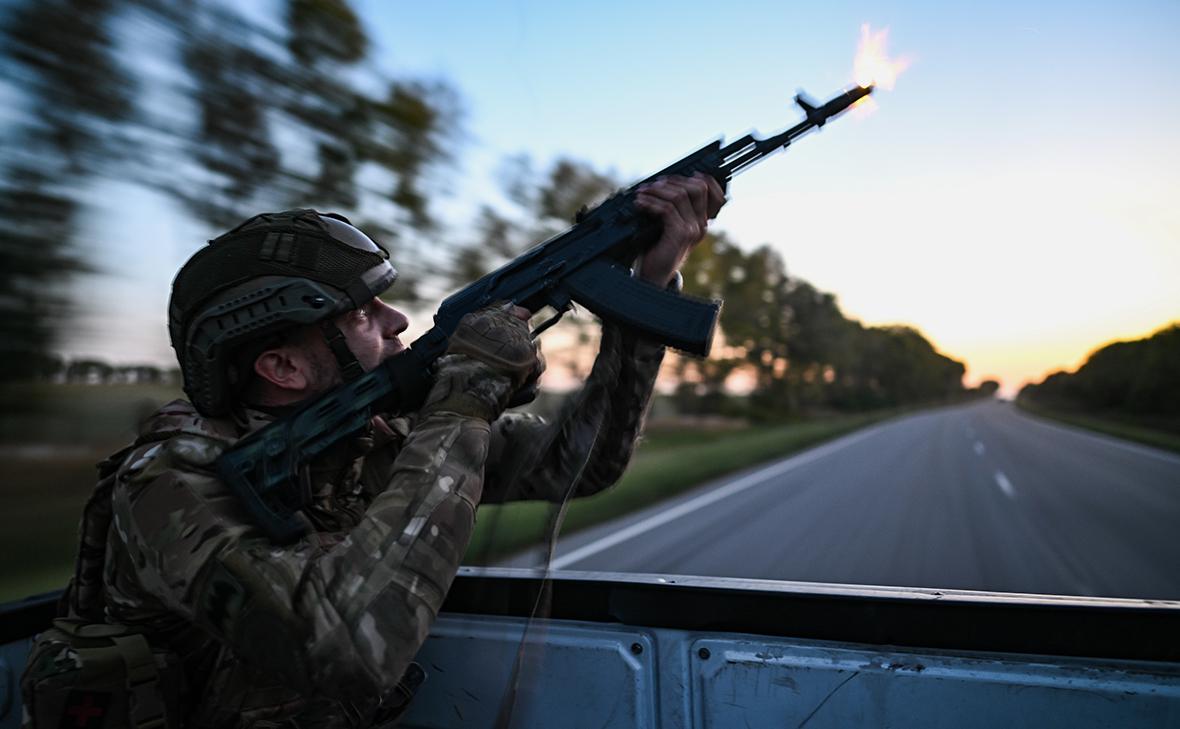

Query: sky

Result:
[71,0,1180,396]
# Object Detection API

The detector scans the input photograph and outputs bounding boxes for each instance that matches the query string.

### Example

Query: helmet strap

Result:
[319,319,365,383]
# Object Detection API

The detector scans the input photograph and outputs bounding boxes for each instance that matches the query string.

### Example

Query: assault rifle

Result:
[218,84,875,541]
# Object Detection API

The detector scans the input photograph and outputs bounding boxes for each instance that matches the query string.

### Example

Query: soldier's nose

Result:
[377,301,409,339]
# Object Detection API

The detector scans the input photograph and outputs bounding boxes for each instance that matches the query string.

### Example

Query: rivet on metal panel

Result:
[698,647,711,660]
[630,643,643,655]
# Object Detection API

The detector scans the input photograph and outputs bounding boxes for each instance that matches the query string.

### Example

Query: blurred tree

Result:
[976,379,1000,397]
[164,0,460,234]
[66,359,114,384]
[0,0,135,165]
[173,10,282,227]
[0,177,92,382]
[361,80,461,233]
[535,159,616,225]
[779,278,857,411]
[449,154,617,288]
[678,235,781,413]
[1020,322,1180,417]
[0,0,135,381]
[31,353,66,381]
[286,0,368,66]
[448,155,618,289]
[0,0,461,379]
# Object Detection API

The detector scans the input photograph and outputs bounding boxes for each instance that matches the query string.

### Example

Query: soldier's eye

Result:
[351,299,381,324]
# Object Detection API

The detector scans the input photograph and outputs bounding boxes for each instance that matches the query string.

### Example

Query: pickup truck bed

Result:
[3,568,1178,727]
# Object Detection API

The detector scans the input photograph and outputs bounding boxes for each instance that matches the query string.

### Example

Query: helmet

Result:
[168,209,397,416]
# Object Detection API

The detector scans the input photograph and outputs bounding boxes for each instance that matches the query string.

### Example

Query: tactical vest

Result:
[19,422,427,728]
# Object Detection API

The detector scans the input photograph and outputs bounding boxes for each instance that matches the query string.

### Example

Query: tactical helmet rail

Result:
[169,209,398,416]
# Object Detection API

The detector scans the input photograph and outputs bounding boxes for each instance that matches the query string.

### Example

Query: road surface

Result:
[533,401,1180,600]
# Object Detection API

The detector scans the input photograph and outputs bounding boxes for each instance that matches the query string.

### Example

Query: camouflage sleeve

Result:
[109,411,491,713]
[480,323,665,504]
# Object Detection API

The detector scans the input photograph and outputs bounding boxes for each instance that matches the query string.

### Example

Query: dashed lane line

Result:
[994,470,1016,499]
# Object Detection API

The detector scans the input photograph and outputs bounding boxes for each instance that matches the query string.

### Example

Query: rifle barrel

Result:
[720,84,873,179]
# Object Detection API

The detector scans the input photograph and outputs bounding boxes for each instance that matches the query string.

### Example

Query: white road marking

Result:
[973,441,985,456]
[550,426,883,570]
[994,471,1016,499]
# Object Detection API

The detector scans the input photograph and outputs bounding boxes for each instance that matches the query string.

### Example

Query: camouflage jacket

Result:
[65,324,664,728]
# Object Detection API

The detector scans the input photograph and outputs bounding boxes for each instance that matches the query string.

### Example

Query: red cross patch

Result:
[59,691,110,729]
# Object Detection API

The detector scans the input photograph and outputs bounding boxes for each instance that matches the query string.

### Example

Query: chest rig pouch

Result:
[21,618,182,729]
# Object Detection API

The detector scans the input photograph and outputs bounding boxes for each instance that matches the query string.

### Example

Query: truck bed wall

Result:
[3,569,1178,728]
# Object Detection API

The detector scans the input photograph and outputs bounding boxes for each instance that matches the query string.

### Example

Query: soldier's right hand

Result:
[420,304,545,421]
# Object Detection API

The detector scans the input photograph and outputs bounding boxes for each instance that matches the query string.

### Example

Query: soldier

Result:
[23,174,724,728]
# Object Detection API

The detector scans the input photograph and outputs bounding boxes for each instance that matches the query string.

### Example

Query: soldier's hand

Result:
[421,304,545,421]
[634,173,727,287]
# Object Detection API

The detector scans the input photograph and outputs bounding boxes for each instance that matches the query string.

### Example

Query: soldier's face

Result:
[335,297,410,372]
[247,299,409,404]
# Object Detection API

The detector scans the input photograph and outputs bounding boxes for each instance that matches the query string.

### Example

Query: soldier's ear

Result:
[253,347,312,393]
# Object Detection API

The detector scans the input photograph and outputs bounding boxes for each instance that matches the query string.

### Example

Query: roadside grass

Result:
[1015,399,1180,454]
[1,383,183,603]
[465,412,892,564]
[0,382,183,445]
[0,381,900,600]
[1,449,112,603]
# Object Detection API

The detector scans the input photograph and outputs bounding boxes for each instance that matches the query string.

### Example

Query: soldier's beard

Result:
[308,349,346,393]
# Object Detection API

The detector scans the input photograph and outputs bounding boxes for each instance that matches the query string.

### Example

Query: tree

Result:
[0,0,461,380]
[1021,322,1180,416]
[977,379,1000,397]
[66,359,114,384]
[0,0,135,381]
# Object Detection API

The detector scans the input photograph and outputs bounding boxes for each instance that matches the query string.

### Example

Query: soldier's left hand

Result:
[633,173,727,286]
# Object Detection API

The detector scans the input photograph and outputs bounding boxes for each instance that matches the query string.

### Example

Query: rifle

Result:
[218,84,874,541]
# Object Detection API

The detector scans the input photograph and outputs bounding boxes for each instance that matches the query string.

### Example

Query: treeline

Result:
[449,157,977,420]
[22,356,179,385]
[1019,323,1180,417]
[673,235,976,419]
[0,0,976,419]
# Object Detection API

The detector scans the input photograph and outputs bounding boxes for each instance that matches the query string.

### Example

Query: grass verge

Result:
[0,383,900,600]
[1014,399,1180,454]
[1,383,183,603]
[464,411,894,564]
[0,382,183,445]
[0,449,106,603]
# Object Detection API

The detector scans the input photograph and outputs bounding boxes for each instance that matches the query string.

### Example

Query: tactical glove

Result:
[420,305,545,421]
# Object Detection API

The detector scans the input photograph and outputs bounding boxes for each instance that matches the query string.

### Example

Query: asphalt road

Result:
[539,401,1180,600]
